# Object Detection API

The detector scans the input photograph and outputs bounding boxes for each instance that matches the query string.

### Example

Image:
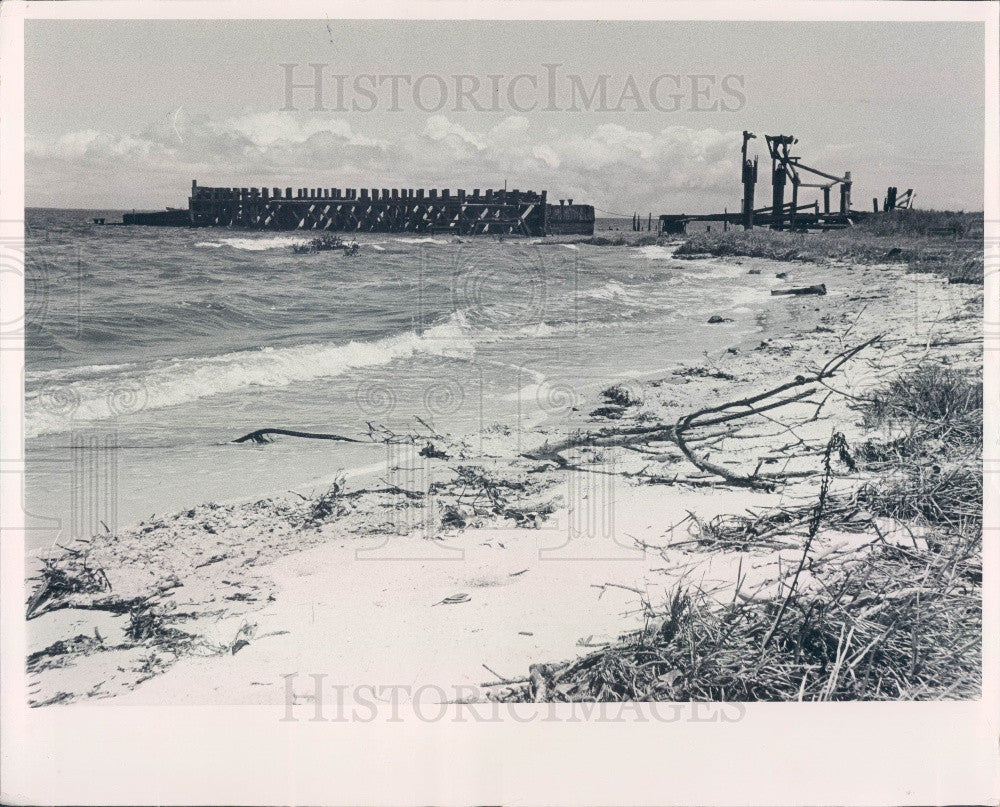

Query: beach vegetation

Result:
[26,545,111,619]
[601,383,642,407]
[304,474,348,527]
[674,212,983,284]
[499,360,982,701]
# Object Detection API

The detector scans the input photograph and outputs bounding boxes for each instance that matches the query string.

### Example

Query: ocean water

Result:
[24,209,785,554]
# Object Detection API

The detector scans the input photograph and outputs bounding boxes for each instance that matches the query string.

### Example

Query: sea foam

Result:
[636,245,675,260]
[196,236,309,251]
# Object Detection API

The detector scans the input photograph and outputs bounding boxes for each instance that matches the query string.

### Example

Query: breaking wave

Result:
[636,245,675,260]
[392,237,452,246]
[195,236,309,251]
[583,280,631,301]
[25,313,477,438]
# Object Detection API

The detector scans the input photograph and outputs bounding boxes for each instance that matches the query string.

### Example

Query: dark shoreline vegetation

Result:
[672,210,984,285]
[498,364,982,702]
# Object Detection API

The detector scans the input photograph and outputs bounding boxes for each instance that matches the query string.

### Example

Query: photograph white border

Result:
[1,2,997,804]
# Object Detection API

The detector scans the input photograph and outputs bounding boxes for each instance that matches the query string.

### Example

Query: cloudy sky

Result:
[25,20,985,213]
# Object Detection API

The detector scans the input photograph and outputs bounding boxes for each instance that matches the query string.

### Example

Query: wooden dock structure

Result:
[121,181,595,236]
[659,131,860,234]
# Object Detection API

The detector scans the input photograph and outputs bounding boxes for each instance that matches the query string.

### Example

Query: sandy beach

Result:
[26,250,982,707]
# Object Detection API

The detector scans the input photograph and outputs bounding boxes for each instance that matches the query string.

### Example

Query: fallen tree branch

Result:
[522,335,882,488]
[346,482,425,500]
[674,424,774,490]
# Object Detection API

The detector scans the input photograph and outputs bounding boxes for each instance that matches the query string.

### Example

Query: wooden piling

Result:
[840,172,852,213]
[740,131,758,230]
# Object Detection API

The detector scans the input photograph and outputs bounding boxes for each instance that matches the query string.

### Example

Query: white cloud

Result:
[27,112,746,211]
[420,115,485,152]
[531,144,560,169]
[222,112,387,149]
[29,129,156,163]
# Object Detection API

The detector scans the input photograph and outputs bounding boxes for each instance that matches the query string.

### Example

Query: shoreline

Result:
[25,253,982,706]
[22,240,786,554]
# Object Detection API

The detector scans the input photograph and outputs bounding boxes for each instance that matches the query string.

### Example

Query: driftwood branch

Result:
[674,424,771,490]
[232,428,364,445]
[523,335,881,488]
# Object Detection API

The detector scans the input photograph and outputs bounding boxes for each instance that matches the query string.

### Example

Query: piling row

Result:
[186,180,556,235]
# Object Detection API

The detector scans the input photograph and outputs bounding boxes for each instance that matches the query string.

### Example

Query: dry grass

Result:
[854,209,982,238]
[860,365,982,444]
[303,474,348,527]
[579,233,660,247]
[26,545,111,619]
[601,383,642,407]
[854,366,982,546]
[496,539,980,701]
[432,465,555,529]
[675,214,983,284]
[499,363,982,702]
